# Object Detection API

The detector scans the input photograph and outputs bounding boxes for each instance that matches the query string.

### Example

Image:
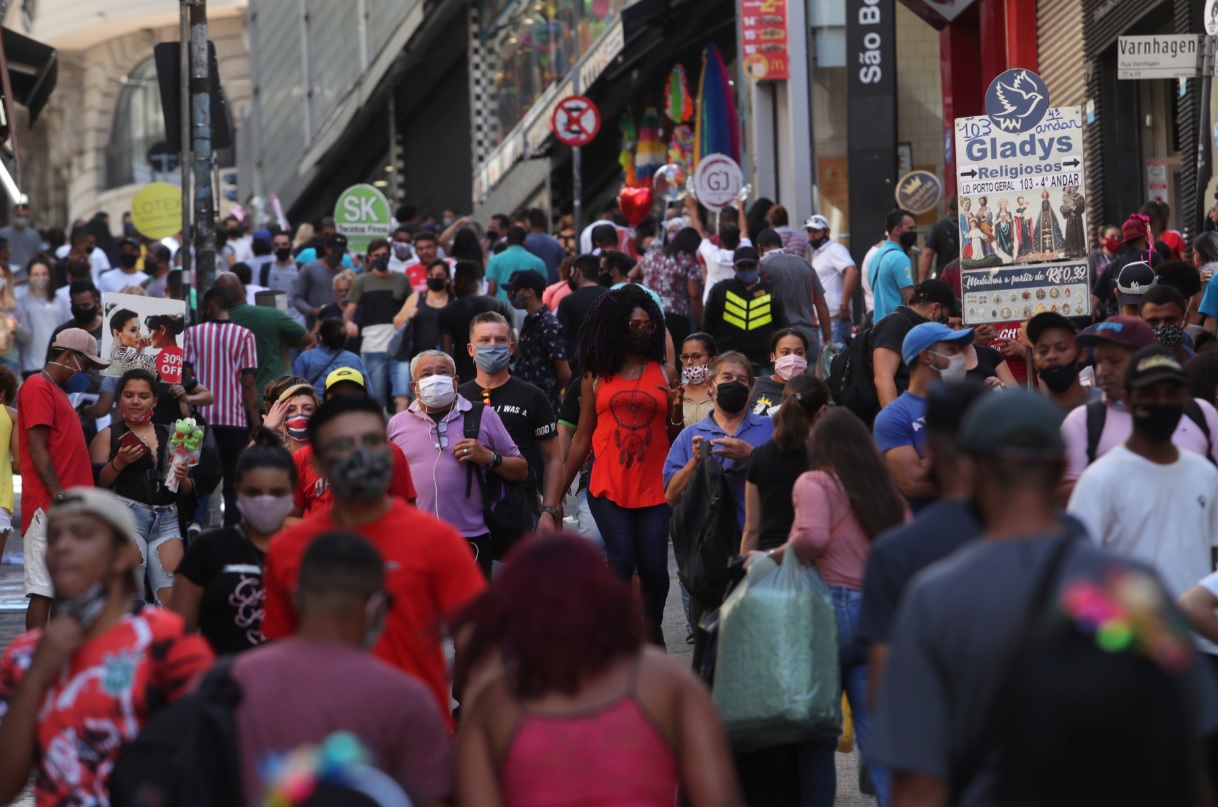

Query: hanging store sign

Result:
[894,170,942,214]
[1117,35,1204,80]
[741,0,789,80]
[693,154,743,211]
[333,184,392,253]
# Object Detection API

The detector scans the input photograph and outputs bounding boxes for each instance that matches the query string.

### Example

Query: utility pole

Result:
[178,2,193,310]
[1197,31,1216,238]
[187,0,215,302]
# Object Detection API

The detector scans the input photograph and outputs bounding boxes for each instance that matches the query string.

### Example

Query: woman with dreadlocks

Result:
[563,284,683,645]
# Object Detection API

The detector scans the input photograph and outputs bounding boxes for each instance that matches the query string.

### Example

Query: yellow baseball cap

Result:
[325,367,365,391]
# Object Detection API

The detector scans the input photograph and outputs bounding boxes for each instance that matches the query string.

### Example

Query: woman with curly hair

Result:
[563,284,683,644]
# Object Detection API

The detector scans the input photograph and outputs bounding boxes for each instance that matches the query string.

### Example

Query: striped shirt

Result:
[184,320,257,427]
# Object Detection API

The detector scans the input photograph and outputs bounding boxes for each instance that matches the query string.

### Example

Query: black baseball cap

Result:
[911,279,961,318]
[1124,345,1187,389]
[1026,311,1077,345]
[733,246,760,266]
[1115,261,1157,306]
[503,269,547,296]
[325,233,348,251]
[958,389,1065,460]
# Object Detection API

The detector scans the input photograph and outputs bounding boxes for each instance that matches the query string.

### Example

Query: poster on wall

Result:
[1145,158,1169,205]
[100,293,189,382]
[740,0,789,80]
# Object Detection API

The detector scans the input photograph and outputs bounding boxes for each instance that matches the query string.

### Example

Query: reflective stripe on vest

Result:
[723,289,773,331]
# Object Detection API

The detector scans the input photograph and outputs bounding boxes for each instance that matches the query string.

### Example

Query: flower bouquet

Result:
[166,417,205,493]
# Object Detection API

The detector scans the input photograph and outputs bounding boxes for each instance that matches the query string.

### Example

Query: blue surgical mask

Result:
[474,343,511,374]
[736,268,760,285]
[53,353,92,393]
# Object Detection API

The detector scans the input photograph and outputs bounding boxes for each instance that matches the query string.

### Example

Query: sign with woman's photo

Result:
[100,293,188,382]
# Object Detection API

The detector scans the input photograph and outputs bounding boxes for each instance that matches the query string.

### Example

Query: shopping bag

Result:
[712,549,841,750]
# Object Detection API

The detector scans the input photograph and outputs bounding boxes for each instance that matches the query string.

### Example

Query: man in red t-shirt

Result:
[18,328,110,629]
[263,396,484,726]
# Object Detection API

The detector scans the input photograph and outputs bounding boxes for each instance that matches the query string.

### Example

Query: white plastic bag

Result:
[711,549,842,750]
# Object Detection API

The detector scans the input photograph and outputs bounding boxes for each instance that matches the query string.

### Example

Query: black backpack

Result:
[669,439,739,605]
[828,327,880,425]
[109,658,243,807]
[463,403,534,557]
[1084,398,1214,465]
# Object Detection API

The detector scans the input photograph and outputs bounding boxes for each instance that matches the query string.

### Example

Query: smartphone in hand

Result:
[117,430,149,457]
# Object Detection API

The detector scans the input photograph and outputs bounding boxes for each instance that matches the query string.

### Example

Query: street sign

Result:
[895,170,943,215]
[1146,159,1169,204]
[1205,0,1217,37]
[130,182,183,240]
[551,95,601,147]
[984,69,1050,135]
[693,154,743,212]
[1117,35,1204,80]
[333,184,392,254]
[954,104,1089,325]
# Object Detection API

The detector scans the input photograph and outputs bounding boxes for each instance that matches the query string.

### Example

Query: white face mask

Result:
[236,494,294,535]
[416,373,456,409]
[929,351,967,383]
[682,364,710,385]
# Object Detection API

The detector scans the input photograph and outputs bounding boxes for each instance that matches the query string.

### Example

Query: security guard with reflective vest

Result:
[703,245,788,373]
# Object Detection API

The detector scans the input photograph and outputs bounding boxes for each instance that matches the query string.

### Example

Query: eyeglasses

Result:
[679,352,708,362]
[320,432,387,457]
[435,419,449,449]
[629,321,656,333]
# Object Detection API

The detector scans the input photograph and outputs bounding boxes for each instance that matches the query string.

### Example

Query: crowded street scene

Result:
[0,0,1216,804]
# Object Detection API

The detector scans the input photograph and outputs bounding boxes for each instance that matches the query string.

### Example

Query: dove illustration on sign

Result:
[984,68,1050,134]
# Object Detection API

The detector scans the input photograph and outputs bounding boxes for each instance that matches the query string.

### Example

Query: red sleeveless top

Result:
[588,361,670,508]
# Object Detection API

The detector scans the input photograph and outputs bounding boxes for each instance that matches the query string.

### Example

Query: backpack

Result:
[827,327,880,425]
[669,439,739,605]
[463,403,534,557]
[109,658,243,807]
[1084,398,1214,465]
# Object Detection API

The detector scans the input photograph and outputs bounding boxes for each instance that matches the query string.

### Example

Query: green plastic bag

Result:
[711,549,842,750]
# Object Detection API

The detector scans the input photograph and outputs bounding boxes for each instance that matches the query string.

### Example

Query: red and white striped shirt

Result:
[184,320,257,427]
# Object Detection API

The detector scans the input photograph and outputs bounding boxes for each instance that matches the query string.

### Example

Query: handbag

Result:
[462,403,533,553]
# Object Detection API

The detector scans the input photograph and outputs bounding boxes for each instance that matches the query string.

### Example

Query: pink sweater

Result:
[788,470,889,589]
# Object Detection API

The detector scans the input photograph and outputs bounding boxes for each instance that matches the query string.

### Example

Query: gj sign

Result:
[334,184,393,253]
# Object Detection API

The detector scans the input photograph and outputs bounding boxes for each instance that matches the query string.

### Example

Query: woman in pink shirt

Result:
[768,408,908,807]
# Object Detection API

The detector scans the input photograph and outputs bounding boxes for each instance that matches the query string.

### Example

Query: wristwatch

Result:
[52,492,67,505]
[541,505,561,518]
[490,452,503,469]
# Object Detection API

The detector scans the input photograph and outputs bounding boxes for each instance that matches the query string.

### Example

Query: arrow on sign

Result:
[1063,158,1080,168]
[960,169,978,178]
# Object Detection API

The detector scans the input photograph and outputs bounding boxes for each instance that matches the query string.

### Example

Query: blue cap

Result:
[253,228,272,243]
[901,322,974,366]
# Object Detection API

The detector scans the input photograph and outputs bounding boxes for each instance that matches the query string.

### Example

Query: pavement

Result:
[0,518,871,806]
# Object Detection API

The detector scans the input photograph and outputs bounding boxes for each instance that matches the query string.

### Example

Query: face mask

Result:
[774,354,808,379]
[371,256,390,273]
[735,267,760,285]
[474,343,511,374]
[929,351,967,383]
[426,276,447,292]
[285,414,311,443]
[900,231,919,250]
[1102,237,1121,254]
[682,364,710,385]
[1152,324,1184,349]
[52,353,91,393]
[237,494,295,534]
[328,446,393,500]
[13,216,29,229]
[72,305,96,325]
[511,294,528,310]
[119,253,139,270]
[324,253,341,267]
[392,242,413,260]
[597,272,613,287]
[624,327,653,354]
[144,261,159,276]
[714,380,751,414]
[123,407,153,424]
[57,582,109,630]
[122,222,134,235]
[1038,360,1080,394]
[30,276,48,291]
[416,373,456,409]
[275,248,293,262]
[442,217,454,227]
[1132,403,1184,443]
[808,235,830,250]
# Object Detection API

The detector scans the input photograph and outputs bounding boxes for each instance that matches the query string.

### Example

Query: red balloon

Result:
[618,186,653,227]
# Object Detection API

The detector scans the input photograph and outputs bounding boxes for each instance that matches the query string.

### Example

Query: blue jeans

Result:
[120,496,182,605]
[800,586,891,807]
[390,359,411,402]
[831,318,853,346]
[586,492,670,643]
[361,351,389,410]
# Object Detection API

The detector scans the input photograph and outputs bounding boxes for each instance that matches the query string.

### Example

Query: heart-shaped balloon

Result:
[619,186,653,227]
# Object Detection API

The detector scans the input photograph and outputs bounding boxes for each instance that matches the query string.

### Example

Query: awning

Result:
[2,27,57,124]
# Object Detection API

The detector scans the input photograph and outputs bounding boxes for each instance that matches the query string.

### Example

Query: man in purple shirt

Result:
[386,349,527,575]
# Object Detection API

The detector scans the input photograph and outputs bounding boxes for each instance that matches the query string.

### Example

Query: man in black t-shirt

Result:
[556,254,607,373]
[871,280,958,408]
[918,198,960,282]
[439,261,515,382]
[456,311,564,530]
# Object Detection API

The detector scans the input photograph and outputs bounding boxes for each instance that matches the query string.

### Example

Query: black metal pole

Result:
[188,0,215,301]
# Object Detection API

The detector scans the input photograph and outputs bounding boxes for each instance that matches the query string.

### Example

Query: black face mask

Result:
[714,380,750,414]
[1038,360,1080,394]
[1131,403,1184,443]
[808,235,830,250]
[624,327,652,354]
[426,277,447,292]
[275,248,293,262]
[598,273,613,287]
[71,305,96,325]
[371,256,389,273]
[324,253,341,268]
[118,253,139,270]
[144,260,158,276]
[899,231,918,250]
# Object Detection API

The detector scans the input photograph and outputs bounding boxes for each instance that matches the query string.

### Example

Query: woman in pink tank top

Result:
[453,535,743,807]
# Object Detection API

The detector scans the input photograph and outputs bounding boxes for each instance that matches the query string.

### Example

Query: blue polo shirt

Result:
[663,411,776,531]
